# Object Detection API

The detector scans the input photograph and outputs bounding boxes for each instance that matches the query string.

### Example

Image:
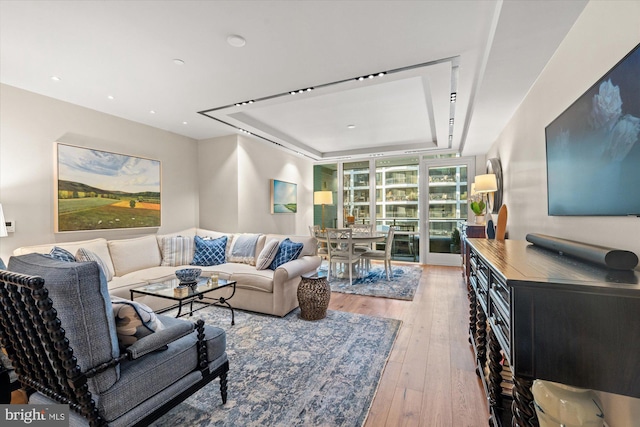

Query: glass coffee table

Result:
[130,276,237,325]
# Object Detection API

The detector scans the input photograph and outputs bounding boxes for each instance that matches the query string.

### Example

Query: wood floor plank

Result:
[365,360,403,427]
[330,263,490,427]
[385,387,425,427]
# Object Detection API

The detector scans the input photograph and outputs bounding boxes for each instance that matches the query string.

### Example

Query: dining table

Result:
[315,231,386,278]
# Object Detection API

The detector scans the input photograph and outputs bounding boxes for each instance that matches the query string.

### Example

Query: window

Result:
[343,161,370,225]
[313,164,337,229]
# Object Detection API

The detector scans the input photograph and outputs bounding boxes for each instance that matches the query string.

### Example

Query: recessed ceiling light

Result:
[150,110,156,114]
[347,125,356,129]
[227,34,246,48]
[107,95,114,100]
[50,76,61,82]
[182,121,188,125]
[173,59,185,65]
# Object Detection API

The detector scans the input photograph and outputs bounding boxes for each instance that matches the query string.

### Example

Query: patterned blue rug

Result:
[321,263,422,301]
[153,306,401,427]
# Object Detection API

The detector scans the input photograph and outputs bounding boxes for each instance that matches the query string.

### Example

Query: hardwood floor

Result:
[328,263,490,427]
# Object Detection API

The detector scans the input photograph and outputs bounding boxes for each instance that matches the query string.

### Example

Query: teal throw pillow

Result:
[49,246,76,263]
[269,238,304,270]
[191,235,227,266]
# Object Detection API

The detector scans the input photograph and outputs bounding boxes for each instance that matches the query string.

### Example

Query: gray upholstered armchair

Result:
[0,253,229,426]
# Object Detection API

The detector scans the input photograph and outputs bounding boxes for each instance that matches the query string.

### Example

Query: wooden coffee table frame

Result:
[130,277,237,325]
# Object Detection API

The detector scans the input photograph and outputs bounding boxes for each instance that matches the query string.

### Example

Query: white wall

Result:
[198,134,314,235]
[485,2,640,425]
[487,0,640,257]
[198,134,240,231]
[0,84,315,265]
[0,84,200,261]
[237,135,313,235]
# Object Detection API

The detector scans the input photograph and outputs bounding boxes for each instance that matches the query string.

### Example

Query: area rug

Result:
[321,263,422,301]
[153,306,401,427]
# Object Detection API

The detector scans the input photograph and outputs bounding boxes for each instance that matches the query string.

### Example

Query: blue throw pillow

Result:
[49,246,76,263]
[191,235,227,266]
[269,238,304,270]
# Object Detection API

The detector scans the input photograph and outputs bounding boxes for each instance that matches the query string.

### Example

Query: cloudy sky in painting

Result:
[273,180,296,204]
[58,144,160,193]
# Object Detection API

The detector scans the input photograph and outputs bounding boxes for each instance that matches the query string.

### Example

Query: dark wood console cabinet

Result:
[466,238,640,427]
[460,223,485,281]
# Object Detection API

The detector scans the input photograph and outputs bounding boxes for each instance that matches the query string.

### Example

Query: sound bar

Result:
[525,233,639,270]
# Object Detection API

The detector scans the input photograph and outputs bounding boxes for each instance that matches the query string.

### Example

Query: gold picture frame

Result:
[55,143,161,232]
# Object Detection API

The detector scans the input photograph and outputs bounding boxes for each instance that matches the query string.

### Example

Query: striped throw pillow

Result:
[76,247,113,281]
[160,236,195,266]
[256,239,280,270]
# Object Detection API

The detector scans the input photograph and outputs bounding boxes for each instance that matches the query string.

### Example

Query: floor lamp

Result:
[313,191,333,231]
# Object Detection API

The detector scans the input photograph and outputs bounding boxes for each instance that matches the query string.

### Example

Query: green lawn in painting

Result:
[57,197,119,214]
[58,200,160,231]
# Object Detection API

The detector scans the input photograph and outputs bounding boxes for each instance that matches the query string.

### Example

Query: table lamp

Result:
[0,204,7,269]
[313,191,333,231]
[474,173,498,215]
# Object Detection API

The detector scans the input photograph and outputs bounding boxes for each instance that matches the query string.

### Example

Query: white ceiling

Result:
[0,0,588,161]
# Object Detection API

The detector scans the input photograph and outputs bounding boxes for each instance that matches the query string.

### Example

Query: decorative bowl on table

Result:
[175,268,202,286]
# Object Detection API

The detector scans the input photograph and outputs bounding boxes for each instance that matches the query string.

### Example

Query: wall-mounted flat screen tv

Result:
[545,43,640,216]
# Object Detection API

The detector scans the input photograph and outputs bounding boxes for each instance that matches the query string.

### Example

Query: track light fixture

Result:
[355,71,386,82]
[289,87,314,96]
[200,56,459,159]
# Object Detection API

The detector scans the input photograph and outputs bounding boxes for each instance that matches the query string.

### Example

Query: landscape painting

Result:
[56,143,161,232]
[270,179,297,214]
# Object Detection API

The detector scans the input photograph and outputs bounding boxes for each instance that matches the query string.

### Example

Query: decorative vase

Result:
[531,380,604,427]
[475,215,484,224]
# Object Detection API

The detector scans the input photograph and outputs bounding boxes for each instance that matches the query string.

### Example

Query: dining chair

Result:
[348,223,375,253]
[393,224,416,261]
[309,225,328,259]
[326,228,362,286]
[361,226,395,280]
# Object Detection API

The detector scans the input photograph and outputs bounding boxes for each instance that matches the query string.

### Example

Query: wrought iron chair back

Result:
[0,269,105,425]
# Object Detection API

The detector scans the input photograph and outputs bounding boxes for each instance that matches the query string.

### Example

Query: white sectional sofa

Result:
[12,228,321,317]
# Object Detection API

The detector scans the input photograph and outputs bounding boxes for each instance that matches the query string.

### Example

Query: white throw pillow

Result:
[256,239,280,270]
[108,235,162,276]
